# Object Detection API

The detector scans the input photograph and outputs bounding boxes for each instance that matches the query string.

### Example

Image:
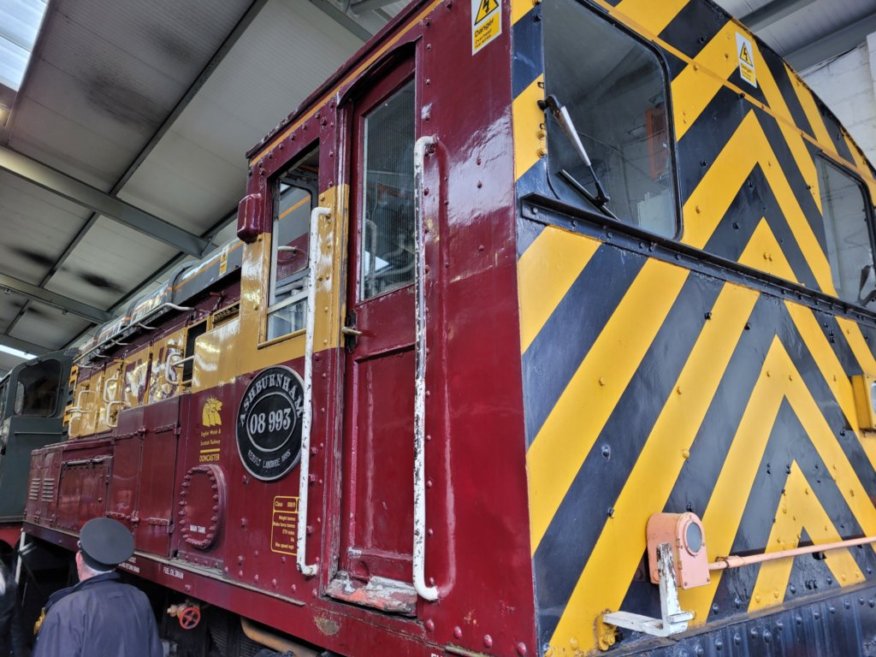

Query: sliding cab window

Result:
[542,0,677,237]
[267,145,320,341]
[817,157,876,305]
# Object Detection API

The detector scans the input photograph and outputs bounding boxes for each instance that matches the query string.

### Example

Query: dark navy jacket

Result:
[0,565,26,657]
[33,572,162,657]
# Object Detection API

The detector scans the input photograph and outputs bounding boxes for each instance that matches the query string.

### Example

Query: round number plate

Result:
[236,366,305,481]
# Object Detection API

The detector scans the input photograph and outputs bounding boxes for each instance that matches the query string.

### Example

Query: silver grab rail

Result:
[413,135,439,602]
[297,205,331,578]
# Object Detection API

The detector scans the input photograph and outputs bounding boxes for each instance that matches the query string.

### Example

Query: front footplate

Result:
[603,544,694,638]
[609,582,876,657]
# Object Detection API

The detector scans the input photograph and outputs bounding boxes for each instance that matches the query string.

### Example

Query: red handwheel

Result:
[178,605,202,630]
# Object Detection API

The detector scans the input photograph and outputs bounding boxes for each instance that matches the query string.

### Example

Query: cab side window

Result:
[817,157,875,305]
[267,145,319,340]
[14,360,61,417]
[542,0,677,238]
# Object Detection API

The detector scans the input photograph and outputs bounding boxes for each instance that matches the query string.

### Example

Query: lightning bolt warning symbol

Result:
[475,0,499,23]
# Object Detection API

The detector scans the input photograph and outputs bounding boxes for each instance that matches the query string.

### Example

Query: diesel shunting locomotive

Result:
[14,0,876,655]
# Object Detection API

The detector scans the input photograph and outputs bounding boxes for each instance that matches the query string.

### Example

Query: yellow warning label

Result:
[270,496,299,556]
[472,0,501,54]
[735,32,757,88]
[476,0,499,23]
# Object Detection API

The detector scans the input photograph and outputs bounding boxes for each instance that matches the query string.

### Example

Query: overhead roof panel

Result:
[0,171,89,284]
[8,94,135,189]
[182,0,366,156]
[0,291,33,334]
[59,0,254,88]
[0,169,89,236]
[10,301,90,351]
[13,6,188,176]
[118,0,366,240]
[46,215,176,310]
[8,0,253,186]
[117,130,247,235]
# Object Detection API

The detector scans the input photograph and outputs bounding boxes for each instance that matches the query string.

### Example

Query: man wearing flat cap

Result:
[33,517,163,657]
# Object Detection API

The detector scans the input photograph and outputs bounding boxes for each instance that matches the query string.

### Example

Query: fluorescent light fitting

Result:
[0,344,36,361]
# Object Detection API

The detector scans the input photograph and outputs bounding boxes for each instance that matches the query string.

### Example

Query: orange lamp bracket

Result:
[602,512,710,639]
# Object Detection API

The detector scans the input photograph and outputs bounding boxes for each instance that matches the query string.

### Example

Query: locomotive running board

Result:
[326,572,417,616]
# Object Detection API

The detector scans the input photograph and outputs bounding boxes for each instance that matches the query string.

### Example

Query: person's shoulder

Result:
[102,578,150,602]
[46,588,87,615]
[124,582,152,605]
[118,580,147,595]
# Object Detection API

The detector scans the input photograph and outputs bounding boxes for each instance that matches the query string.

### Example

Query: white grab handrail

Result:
[413,135,439,602]
[296,205,331,578]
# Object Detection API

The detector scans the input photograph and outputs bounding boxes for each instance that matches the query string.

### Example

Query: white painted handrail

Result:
[296,205,331,578]
[102,372,120,403]
[68,388,95,414]
[413,135,439,602]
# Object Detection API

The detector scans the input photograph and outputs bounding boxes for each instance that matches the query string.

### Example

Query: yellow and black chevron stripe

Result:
[512,0,876,654]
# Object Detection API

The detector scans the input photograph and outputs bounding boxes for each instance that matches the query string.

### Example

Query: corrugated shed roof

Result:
[0,0,871,376]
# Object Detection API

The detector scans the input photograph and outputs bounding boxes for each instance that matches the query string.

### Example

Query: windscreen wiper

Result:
[559,169,618,220]
[539,94,613,216]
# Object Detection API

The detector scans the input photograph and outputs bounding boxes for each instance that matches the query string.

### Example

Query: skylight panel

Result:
[0,0,49,92]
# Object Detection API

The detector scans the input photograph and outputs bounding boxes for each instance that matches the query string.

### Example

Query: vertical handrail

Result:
[102,372,120,403]
[297,205,331,578]
[413,135,439,601]
[15,531,26,584]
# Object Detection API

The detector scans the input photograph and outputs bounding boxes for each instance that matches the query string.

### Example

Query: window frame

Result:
[815,152,876,308]
[356,75,417,303]
[540,0,683,241]
[263,142,322,344]
[12,358,62,418]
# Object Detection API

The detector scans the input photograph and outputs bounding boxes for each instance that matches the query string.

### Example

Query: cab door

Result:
[328,60,422,614]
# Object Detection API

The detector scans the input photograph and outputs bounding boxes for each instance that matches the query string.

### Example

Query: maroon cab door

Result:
[329,60,422,614]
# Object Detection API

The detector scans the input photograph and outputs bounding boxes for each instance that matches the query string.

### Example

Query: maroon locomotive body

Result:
[24,2,535,655]
[21,1,876,656]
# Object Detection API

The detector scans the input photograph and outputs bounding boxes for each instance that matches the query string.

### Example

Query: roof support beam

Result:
[788,10,876,71]
[309,0,372,41]
[741,0,816,31]
[0,274,111,324]
[12,0,269,344]
[113,0,270,194]
[351,0,398,13]
[0,146,209,257]
[0,334,48,357]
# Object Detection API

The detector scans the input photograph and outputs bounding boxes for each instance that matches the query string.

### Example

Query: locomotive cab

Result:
[0,351,73,549]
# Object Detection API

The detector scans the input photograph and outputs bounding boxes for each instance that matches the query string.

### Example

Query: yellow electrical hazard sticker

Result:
[736,32,757,88]
[270,496,299,556]
[472,0,501,54]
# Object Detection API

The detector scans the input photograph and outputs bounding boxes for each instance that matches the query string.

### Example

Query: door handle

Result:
[297,205,331,578]
[413,135,439,602]
[342,312,362,352]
